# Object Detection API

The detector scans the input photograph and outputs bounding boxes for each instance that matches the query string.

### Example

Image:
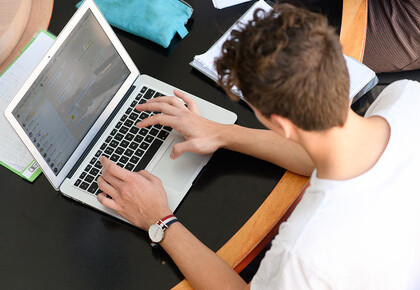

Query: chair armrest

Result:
[340,0,368,61]
[172,172,309,290]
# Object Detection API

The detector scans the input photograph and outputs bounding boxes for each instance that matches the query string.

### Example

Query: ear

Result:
[270,114,295,139]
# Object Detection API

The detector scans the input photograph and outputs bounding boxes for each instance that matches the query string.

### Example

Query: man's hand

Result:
[97,156,172,230]
[136,89,227,159]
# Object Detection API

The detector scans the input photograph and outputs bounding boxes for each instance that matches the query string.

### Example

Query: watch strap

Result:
[150,214,179,247]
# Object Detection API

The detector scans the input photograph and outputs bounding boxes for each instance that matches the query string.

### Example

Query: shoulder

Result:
[365,80,420,119]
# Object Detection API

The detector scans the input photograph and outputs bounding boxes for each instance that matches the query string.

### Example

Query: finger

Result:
[136,169,157,181]
[135,102,183,116]
[100,157,127,186]
[97,192,122,212]
[144,96,187,110]
[97,176,119,200]
[173,89,199,114]
[171,140,197,159]
[136,114,179,129]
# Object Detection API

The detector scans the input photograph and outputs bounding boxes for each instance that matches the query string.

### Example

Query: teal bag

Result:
[76,0,193,48]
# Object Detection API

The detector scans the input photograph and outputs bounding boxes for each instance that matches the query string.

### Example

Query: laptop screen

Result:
[12,9,130,175]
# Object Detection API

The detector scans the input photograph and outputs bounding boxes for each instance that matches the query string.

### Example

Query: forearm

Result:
[220,124,314,176]
[161,222,247,289]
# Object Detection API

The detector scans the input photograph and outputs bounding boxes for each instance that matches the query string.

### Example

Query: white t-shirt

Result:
[251,80,420,290]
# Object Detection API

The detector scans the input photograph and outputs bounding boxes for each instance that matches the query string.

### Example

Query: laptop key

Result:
[134,135,143,143]
[129,142,139,150]
[134,139,163,172]
[124,148,134,157]
[114,134,123,142]
[119,156,129,164]
[88,183,98,194]
[130,155,140,164]
[135,149,145,157]
[124,119,134,127]
[85,175,94,183]
[145,135,154,143]
[157,130,169,140]
[140,142,149,150]
[129,126,139,134]
[119,126,129,134]
[139,128,148,136]
[80,182,89,190]
[115,147,124,155]
[125,163,134,171]
[144,89,155,99]
[104,147,114,155]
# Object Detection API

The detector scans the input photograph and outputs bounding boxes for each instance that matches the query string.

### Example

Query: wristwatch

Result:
[148,214,179,244]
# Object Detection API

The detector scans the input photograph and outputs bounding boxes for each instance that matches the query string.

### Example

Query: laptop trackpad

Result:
[151,137,203,191]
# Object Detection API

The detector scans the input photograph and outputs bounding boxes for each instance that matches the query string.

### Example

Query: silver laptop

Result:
[5,0,237,223]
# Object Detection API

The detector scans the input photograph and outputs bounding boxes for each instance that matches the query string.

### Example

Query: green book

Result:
[0,30,55,182]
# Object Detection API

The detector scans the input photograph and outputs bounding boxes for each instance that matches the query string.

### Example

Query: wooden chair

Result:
[172,0,367,288]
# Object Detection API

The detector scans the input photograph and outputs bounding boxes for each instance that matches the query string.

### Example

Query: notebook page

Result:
[193,0,272,81]
[0,32,54,172]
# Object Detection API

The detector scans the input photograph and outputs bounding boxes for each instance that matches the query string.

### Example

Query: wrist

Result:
[218,124,236,150]
[148,213,179,246]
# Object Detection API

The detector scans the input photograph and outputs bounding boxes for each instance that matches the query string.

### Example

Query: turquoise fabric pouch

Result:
[76,0,193,48]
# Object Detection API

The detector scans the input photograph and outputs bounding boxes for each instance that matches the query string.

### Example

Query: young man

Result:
[96,4,420,289]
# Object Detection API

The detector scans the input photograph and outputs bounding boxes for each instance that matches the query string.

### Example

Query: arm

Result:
[137,90,314,176]
[97,157,249,289]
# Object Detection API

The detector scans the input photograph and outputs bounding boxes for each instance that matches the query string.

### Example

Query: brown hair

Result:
[216,4,350,131]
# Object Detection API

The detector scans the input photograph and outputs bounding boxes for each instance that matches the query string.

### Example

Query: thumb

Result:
[171,140,194,159]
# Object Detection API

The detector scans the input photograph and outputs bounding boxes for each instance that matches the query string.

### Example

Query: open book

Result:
[190,0,377,102]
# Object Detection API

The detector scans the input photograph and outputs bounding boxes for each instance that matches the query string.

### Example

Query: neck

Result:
[299,110,390,180]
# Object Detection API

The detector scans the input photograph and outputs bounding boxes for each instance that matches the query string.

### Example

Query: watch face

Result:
[149,224,164,243]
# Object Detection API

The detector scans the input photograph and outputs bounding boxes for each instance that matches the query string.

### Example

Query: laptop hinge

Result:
[67,85,137,180]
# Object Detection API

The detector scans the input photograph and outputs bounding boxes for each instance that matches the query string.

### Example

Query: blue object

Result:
[76,0,193,48]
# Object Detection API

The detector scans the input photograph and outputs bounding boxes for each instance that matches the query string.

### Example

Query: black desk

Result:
[0,1,285,289]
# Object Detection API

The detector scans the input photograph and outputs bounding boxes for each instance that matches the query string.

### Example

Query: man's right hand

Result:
[135,89,228,159]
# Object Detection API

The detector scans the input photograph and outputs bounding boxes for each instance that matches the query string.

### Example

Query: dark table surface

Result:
[0,1,341,289]
[0,1,285,289]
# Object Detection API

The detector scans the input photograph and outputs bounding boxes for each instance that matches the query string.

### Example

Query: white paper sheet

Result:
[0,31,54,173]
[212,0,252,9]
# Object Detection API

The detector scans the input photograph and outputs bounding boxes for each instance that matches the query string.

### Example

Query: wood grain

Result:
[340,0,368,60]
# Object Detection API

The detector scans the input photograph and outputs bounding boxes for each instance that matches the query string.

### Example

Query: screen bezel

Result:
[5,0,140,189]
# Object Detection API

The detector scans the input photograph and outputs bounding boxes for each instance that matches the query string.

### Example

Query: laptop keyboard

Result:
[73,86,172,195]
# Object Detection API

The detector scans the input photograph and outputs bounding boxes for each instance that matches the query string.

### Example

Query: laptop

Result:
[5,0,237,224]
